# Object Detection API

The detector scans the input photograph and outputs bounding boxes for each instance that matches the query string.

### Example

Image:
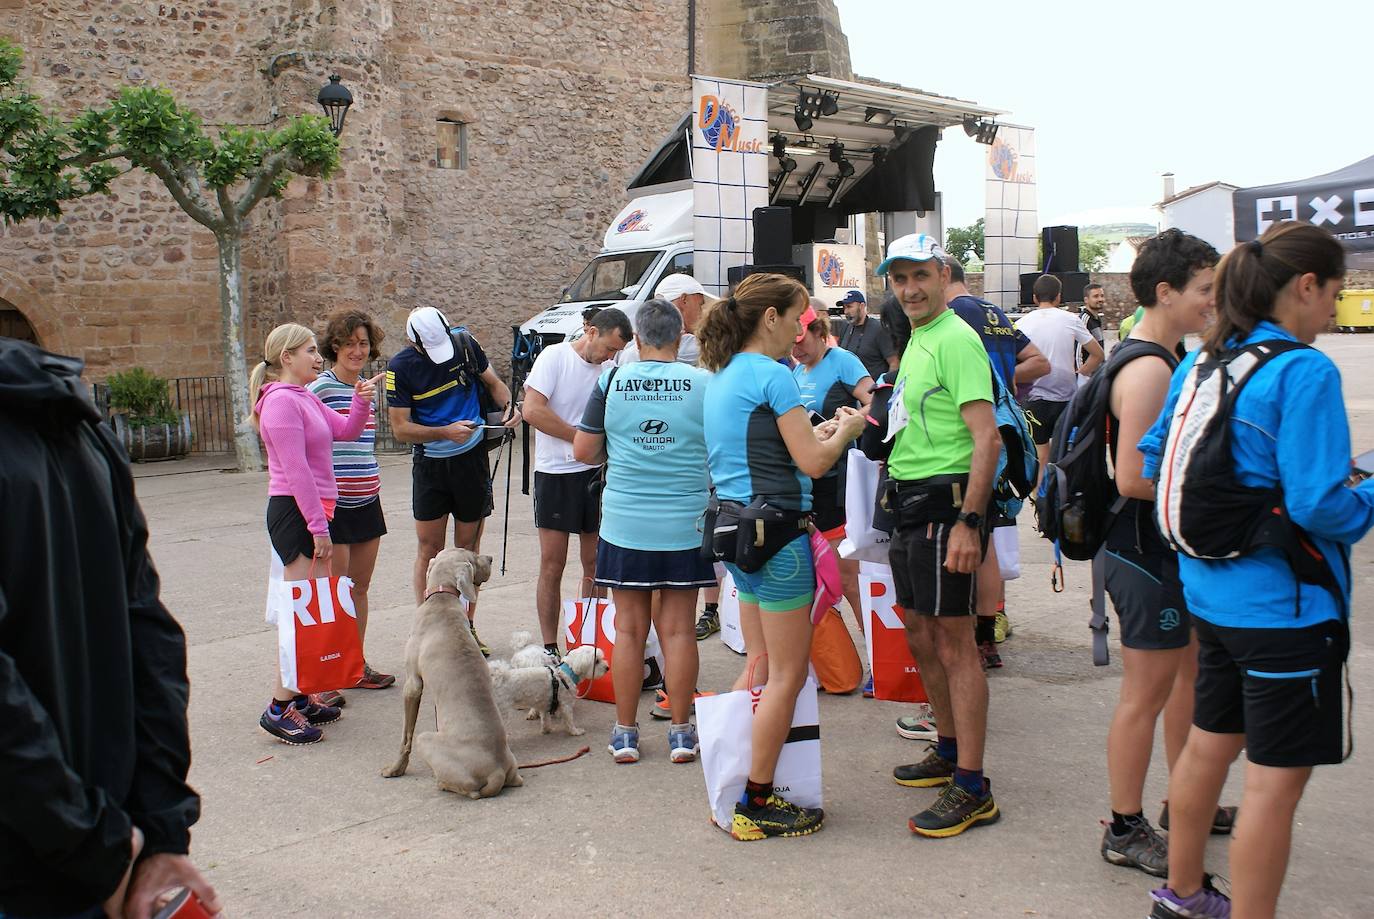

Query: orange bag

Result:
[272,573,365,694]
[809,606,862,694]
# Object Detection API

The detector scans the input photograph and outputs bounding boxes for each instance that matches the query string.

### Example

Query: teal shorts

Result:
[724,534,814,613]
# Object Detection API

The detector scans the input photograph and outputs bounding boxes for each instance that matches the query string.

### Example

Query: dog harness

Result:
[544,662,580,714]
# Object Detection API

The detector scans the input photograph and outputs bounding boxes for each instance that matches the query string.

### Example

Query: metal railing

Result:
[92,361,410,456]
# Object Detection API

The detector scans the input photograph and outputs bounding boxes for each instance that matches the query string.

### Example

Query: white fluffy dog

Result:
[488,633,608,736]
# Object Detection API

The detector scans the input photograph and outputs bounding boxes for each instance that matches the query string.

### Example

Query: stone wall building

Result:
[0,0,865,389]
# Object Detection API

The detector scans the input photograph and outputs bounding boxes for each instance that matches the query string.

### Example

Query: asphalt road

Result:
[136,333,1374,918]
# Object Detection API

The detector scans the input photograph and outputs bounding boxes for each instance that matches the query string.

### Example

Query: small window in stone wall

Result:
[436,119,468,169]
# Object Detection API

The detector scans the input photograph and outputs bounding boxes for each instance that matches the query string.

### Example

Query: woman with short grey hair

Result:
[573,299,715,765]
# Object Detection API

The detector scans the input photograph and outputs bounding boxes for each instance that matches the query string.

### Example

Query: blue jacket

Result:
[1139,321,1374,628]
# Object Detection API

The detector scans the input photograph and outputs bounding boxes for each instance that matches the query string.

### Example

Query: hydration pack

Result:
[1036,339,1175,561]
[1153,339,1340,597]
[991,366,1037,519]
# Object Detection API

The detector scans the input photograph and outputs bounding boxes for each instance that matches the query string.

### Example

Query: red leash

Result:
[519,746,591,769]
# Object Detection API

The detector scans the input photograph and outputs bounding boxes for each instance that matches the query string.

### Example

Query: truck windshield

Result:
[562,251,660,302]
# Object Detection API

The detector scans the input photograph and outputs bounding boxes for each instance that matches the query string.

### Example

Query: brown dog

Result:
[381,548,522,798]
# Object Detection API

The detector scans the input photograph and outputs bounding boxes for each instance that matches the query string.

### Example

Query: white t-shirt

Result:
[614,331,700,367]
[524,341,612,474]
[1014,307,1095,402]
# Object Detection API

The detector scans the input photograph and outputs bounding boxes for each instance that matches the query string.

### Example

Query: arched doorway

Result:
[0,299,39,345]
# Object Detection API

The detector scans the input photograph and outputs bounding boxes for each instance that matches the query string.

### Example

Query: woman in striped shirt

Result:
[311,308,395,690]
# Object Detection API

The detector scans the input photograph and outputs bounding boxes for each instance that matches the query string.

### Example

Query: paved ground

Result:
[136,334,1374,918]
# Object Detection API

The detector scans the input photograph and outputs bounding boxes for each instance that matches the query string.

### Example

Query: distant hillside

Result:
[1081,223,1158,243]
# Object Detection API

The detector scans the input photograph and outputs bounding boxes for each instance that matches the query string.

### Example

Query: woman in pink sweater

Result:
[249,322,381,745]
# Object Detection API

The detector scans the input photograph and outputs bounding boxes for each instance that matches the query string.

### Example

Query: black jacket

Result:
[0,340,199,916]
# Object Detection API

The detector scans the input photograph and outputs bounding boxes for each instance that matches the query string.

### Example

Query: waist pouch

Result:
[702,497,810,573]
[885,474,968,531]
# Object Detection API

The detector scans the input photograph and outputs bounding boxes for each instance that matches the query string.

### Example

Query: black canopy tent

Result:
[1234,154,1374,268]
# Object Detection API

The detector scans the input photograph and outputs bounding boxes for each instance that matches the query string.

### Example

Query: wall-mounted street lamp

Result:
[317,75,353,137]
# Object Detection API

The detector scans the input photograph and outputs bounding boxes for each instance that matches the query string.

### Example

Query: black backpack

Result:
[1153,339,1341,597]
[1035,339,1176,561]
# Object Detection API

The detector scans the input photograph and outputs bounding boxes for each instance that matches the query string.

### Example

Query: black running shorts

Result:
[888,520,987,616]
[1192,617,1349,767]
[267,495,315,565]
[412,449,493,523]
[1025,399,1068,446]
[1103,547,1191,651]
[810,474,846,537]
[533,468,602,534]
[328,497,388,545]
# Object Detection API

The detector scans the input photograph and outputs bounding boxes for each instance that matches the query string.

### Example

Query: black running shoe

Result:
[909,779,1000,838]
[730,794,824,841]
[695,609,721,641]
[291,693,341,726]
[1101,819,1168,877]
[1159,801,1237,836]
[893,747,955,787]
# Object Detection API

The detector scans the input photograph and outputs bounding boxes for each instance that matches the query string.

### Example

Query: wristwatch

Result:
[956,511,983,530]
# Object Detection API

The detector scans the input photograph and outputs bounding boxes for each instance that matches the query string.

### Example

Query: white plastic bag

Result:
[696,677,822,832]
[717,570,746,654]
[993,525,1020,581]
[837,448,891,564]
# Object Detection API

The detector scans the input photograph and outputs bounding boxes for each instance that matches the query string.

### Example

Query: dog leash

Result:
[518,746,591,769]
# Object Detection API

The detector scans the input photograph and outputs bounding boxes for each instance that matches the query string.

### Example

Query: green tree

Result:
[1079,235,1111,272]
[0,39,341,472]
[945,217,984,263]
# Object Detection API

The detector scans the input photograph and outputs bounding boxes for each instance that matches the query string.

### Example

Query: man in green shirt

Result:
[878,233,1002,839]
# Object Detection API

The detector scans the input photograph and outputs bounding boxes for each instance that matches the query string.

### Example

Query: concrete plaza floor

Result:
[136,334,1374,918]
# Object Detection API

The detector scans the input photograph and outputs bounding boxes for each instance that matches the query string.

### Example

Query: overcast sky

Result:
[834,0,1369,231]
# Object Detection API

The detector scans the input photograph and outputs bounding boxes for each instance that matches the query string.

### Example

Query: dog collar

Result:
[423,585,463,601]
[556,662,579,685]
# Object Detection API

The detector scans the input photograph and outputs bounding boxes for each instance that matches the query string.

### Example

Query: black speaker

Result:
[752,207,793,266]
[1020,271,1091,306]
[727,263,806,291]
[1041,225,1080,272]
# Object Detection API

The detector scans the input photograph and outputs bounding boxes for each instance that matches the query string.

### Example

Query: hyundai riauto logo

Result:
[639,419,668,435]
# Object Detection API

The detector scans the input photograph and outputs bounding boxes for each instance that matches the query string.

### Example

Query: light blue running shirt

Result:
[578,360,711,551]
[704,352,811,512]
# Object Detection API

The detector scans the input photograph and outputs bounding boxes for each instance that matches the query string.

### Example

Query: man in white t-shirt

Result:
[523,307,632,652]
[615,273,709,366]
[1013,274,1105,479]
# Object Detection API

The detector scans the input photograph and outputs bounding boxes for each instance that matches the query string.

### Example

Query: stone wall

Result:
[0,0,699,381]
[699,0,852,82]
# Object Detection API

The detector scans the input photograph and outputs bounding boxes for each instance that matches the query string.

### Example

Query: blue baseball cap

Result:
[875,233,948,276]
[837,290,866,306]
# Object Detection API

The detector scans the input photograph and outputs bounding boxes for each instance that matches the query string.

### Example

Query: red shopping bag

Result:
[273,574,365,694]
[561,595,664,704]
[859,562,927,703]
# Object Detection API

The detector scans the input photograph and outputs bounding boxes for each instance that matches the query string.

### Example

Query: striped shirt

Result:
[307,370,380,507]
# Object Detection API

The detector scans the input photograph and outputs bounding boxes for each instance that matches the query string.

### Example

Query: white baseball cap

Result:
[406,307,455,364]
[875,233,948,276]
[654,273,707,301]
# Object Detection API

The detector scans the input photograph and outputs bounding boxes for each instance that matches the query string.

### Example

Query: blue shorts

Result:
[724,534,814,613]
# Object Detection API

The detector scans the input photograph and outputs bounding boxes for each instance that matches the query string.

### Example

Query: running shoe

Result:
[668,724,699,764]
[993,610,1012,643]
[908,778,1000,838]
[314,689,346,708]
[470,626,491,658]
[607,724,640,764]
[649,688,714,720]
[895,705,938,741]
[1149,884,1232,918]
[730,793,824,841]
[1101,818,1168,877]
[1158,801,1238,836]
[355,663,396,690]
[979,640,1003,669]
[695,608,721,641]
[861,672,874,698]
[893,746,954,787]
[260,702,323,745]
[292,694,341,726]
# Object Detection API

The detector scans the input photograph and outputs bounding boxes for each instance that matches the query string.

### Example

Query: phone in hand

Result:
[1353,449,1374,477]
[808,409,827,426]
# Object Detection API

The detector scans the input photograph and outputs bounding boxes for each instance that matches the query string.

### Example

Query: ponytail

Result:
[1205,222,1345,353]
[249,322,316,428]
[696,273,808,371]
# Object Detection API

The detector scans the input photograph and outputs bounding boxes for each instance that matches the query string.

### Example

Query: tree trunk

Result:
[216,229,262,472]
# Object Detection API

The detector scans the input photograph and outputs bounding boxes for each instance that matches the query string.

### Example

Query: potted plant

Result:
[106,367,193,461]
